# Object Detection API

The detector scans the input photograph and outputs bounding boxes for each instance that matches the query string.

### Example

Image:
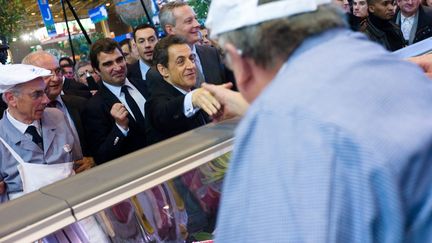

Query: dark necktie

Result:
[121,85,145,124]
[46,100,60,108]
[26,125,43,149]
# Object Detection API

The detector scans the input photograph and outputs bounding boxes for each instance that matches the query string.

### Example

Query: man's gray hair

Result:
[74,61,91,81]
[159,1,188,33]
[217,4,347,69]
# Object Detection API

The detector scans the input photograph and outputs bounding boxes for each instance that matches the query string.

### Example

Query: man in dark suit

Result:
[63,77,92,99]
[145,35,221,145]
[22,51,95,172]
[127,24,159,99]
[83,38,147,164]
[395,0,432,45]
[149,1,232,90]
[145,35,223,235]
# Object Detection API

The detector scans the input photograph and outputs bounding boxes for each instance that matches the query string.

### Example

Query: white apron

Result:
[0,137,73,199]
[0,137,110,242]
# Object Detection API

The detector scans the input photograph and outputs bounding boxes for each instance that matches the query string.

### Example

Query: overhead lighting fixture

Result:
[31,12,36,16]
[49,4,52,7]
[54,15,58,18]
[12,38,17,42]
[21,34,31,41]
[106,3,111,7]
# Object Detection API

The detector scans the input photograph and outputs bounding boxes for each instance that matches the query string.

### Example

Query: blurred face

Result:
[77,64,100,84]
[427,0,432,7]
[31,54,64,100]
[397,0,421,17]
[62,66,74,79]
[332,0,351,12]
[95,48,127,86]
[159,44,196,91]
[353,0,369,17]
[6,78,50,124]
[135,27,158,65]
[199,28,212,46]
[120,43,136,65]
[369,0,396,20]
[169,6,201,45]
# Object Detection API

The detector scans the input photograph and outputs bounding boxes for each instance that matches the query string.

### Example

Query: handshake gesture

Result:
[192,82,249,122]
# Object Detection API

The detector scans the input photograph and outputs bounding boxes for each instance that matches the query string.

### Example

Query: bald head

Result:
[22,51,63,100]
[22,51,58,67]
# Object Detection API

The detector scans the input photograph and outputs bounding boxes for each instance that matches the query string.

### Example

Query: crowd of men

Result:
[333,0,432,51]
[0,0,432,242]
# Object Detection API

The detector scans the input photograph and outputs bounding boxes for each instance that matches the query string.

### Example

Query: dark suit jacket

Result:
[145,78,208,145]
[127,61,151,99]
[61,94,89,156]
[82,81,147,164]
[63,78,92,99]
[395,5,432,44]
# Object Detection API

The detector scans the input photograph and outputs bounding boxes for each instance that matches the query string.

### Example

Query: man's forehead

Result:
[173,5,195,19]
[136,28,156,38]
[168,44,191,54]
[98,49,122,60]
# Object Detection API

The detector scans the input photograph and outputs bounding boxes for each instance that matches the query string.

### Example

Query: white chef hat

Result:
[0,64,52,93]
[206,0,332,39]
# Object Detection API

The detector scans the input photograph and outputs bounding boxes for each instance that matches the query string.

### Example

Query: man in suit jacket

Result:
[22,51,95,173]
[395,0,432,44]
[147,1,231,91]
[0,64,82,201]
[83,38,147,164]
[127,24,159,99]
[145,35,222,145]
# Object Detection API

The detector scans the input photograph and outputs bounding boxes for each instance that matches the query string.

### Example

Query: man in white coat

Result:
[0,64,82,202]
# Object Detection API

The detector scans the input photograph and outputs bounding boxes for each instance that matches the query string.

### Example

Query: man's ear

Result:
[157,63,170,80]
[224,43,252,90]
[368,5,375,13]
[165,24,175,35]
[4,91,17,107]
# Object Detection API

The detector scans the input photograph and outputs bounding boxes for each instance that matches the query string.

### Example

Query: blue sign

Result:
[116,0,138,6]
[88,5,108,24]
[37,0,57,37]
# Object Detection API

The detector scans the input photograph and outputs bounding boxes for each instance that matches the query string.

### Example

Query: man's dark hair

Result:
[119,38,131,49]
[59,56,74,67]
[90,38,123,71]
[153,35,188,68]
[133,24,158,41]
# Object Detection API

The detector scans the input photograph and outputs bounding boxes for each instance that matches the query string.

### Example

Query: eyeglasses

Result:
[43,67,63,81]
[78,70,95,78]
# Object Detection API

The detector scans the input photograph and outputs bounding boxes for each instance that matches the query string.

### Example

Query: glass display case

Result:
[0,119,238,242]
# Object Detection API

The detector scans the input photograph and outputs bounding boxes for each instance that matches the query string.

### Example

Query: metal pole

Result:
[139,0,154,27]
[64,0,92,45]
[61,0,76,65]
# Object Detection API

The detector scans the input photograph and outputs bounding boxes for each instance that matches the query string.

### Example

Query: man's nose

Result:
[41,93,50,105]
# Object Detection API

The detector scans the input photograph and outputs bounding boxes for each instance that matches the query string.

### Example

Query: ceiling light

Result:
[54,15,58,18]
[12,38,17,42]
[31,12,36,16]
[106,3,111,7]
[49,4,52,7]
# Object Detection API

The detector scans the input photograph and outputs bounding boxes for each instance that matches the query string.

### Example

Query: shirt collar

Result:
[139,59,151,79]
[6,110,41,135]
[103,78,133,98]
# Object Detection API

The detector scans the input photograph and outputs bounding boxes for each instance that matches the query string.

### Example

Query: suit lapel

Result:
[0,115,43,153]
[41,115,56,154]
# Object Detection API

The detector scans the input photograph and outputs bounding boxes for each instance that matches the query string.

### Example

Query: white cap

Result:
[206,0,332,38]
[0,64,52,93]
